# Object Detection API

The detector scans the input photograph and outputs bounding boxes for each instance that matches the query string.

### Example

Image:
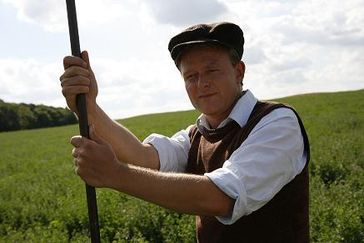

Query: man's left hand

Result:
[71,125,121,187]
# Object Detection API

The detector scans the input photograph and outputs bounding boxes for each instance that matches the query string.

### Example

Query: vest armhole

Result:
[188,125,199,140]
[248,101,310,164]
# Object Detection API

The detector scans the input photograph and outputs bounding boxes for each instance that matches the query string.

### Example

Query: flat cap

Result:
[168,22,244,62]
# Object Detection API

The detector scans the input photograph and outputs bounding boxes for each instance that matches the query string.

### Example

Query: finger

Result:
[62,86,89,98]
[63,55,88,70]
[72,147,78,158]
[60,66,90,81]
[70,135,83,147]
[81,51,91,69]
[60,75,90,87]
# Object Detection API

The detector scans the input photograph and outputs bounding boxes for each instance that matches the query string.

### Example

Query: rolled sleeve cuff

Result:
[205,167,249,225]
[143,133,185,172]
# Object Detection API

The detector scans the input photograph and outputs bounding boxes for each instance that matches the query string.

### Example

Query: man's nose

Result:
[197,75,211,88]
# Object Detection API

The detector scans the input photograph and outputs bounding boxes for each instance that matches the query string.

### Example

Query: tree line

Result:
[0,99,77,132]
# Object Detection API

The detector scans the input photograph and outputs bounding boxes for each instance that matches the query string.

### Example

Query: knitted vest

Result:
[187,101,310,243]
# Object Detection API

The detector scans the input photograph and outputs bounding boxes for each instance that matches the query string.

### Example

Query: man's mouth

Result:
[199,93,217,99]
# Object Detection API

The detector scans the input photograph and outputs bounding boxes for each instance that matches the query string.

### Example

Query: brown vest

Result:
[187,101,310,243]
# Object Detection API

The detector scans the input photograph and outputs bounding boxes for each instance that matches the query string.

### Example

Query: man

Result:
[60,22,310,242]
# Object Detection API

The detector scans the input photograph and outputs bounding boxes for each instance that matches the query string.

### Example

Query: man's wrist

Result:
[108,161,129,191]
[87,103,100,125]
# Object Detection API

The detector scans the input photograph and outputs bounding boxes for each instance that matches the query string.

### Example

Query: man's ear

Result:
[235,61,245,84]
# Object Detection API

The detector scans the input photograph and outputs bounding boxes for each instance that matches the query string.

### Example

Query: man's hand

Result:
[60,50,98,115]
[71,126,121,187]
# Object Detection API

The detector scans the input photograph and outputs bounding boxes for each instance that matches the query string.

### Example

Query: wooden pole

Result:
[65,1,101,242]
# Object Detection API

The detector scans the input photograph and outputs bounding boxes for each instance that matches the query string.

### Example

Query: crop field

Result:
[0,89,363,242]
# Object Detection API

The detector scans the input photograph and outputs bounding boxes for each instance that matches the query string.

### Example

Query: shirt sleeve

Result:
[143,125,193,172]
[205,108,307,225]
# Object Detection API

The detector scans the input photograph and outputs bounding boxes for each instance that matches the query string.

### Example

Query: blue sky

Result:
[1,0,363,119]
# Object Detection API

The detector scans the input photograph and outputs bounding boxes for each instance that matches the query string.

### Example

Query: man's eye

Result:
[186,75,197,82]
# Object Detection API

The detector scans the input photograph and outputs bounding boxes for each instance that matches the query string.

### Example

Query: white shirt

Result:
[143,90,307,225]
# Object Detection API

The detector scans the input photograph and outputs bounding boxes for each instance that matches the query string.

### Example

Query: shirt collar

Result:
[197,89,258,129]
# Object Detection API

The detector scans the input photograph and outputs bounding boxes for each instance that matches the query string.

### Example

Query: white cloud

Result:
[90,56,191,118]
[1,0,66,32]
[266,0,364,47]
[0,58,65,107]
[224,0,364,99]
[1,0,133,32]
[141,0,228,26]
[243,46,267,65]
[0,55,191,118]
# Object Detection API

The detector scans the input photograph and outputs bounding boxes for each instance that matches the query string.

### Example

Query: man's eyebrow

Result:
[181,59,221,76]
[204,59,220,67]
[182,70,195,78]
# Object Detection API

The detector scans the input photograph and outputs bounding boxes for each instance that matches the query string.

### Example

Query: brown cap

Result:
[168,22,244,62]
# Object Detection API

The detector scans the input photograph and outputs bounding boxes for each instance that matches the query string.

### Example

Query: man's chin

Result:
[199,107,220,117]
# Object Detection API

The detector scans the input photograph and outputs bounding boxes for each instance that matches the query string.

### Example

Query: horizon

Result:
[2,88,362,120]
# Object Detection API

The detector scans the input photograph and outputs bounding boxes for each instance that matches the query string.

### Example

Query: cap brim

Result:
[171,39,232,62]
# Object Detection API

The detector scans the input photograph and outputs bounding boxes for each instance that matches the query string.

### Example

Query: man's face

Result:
[179,45,245,125]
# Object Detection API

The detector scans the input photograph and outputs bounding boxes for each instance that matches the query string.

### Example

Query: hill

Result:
[0,89,363,242]
[0,99,77,132]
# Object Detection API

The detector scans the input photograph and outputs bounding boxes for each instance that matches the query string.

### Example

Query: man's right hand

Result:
[60,50,98,115]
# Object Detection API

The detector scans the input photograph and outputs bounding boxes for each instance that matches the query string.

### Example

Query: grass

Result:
[0,89,363,242]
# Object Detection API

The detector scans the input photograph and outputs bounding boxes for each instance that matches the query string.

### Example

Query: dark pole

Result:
[65,0,101,242]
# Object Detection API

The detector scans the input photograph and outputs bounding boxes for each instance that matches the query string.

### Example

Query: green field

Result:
[0,90,363,242]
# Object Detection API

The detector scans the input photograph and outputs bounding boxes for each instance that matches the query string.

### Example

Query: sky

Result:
[0,0,363,119]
